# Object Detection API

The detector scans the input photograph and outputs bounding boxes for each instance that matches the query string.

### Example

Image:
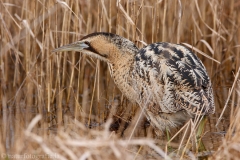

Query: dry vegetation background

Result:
[0,0,240,159]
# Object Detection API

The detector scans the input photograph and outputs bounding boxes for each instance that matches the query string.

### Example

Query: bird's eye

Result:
[84,41,90,46]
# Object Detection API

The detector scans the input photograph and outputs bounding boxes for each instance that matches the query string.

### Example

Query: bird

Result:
[52,32,215,133]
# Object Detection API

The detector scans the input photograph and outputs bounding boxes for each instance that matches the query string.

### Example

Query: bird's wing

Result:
[136,42,215,115]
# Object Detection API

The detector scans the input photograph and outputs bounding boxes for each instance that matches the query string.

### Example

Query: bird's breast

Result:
[108,63,140,103]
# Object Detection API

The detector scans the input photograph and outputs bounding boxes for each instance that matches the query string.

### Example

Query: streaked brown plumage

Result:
[53,32,215,132]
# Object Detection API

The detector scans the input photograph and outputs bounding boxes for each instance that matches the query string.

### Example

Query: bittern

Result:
[53,32,215,132]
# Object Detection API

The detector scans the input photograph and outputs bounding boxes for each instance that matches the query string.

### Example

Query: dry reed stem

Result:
[216,66,240,127]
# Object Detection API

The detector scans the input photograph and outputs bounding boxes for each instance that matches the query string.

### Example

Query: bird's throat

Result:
[107,54,139,103]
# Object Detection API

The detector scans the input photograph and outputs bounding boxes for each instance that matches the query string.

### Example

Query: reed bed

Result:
[0,0,239,159]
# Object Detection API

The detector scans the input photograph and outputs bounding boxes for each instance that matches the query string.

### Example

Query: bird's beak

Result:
[52,42,89,52]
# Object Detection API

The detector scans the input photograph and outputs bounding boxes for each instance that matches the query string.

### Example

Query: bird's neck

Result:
[107,51,139,102]
[108,51,135,72]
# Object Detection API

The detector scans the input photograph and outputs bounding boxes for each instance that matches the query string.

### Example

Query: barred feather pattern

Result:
[126,42,215,131]
[134,42,214,115]
[109,42,215,131]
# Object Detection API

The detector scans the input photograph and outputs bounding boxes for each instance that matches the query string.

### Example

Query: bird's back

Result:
[133,42,215,116]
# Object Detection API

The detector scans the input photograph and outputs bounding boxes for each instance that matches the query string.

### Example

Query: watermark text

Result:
[1,153,60,159]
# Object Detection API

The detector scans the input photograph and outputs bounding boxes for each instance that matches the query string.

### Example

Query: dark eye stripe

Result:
[85,44,108,58]
[84,41,90,46]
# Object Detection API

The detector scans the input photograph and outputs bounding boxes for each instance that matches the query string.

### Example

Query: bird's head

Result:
[52,32,139,62]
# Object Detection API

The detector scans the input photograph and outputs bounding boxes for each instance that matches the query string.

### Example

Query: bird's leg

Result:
[196,115,207,152]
